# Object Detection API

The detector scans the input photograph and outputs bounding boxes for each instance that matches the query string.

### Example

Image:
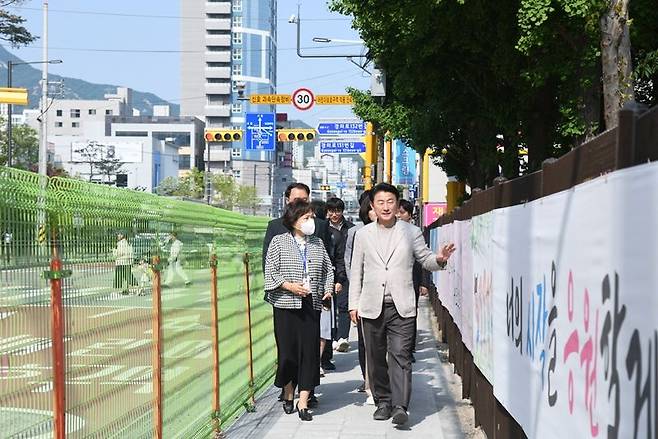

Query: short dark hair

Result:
[370,183,400,202]
[399,199,414,215]
[310,200,327,220]
[358,190,371,205]
[282,200,313,230]
[358,197,374,224]
[326,197,345,212]
[284,182,310,199]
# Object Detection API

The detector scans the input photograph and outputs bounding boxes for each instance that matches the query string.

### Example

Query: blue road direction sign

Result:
[245,112,276,150]
[319,140,366,154]
[336,181,347,189]
[317,121,366,136]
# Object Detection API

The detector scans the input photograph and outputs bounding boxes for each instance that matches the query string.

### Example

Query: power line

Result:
[8,43,363,54]
[10,6,351,22]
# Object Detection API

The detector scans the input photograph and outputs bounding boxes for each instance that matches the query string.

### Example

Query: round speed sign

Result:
[291,88,315,111]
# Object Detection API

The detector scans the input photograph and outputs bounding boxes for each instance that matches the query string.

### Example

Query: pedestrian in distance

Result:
[398,199,432,363]
[264,199,335,422]
[163,232,191,288]
[349,183,456,425]
[112,231,135,295]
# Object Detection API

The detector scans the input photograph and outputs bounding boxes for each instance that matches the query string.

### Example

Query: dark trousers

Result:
[357,319,366,379]
[362,301,416,409]
[411,288,420,350]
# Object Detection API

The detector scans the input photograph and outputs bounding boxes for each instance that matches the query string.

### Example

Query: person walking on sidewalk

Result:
[264,200,335,422]
[261,183,333,406]
[349,183,456,425]
[163,232,191,287]
[113,231,135,295]
[326,197,354,353]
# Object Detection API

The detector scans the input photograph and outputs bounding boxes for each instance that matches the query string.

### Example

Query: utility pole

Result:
[253,163,257,215]
[38,1,48,176]
[7,61,13,167]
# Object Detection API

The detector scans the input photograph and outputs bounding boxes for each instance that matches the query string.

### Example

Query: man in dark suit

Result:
[261,182,333,406]
[326,197,354,351]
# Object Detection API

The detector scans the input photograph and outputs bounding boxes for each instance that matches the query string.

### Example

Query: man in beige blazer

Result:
[349,183,455,425]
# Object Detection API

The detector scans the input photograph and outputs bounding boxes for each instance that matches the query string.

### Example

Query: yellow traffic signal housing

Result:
[277,129,316,142]
[205,129,243,142]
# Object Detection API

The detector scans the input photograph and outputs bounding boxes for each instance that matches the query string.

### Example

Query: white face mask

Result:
[300,218,316,236]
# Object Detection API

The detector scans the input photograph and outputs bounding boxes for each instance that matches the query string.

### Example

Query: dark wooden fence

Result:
[426,102,658,439]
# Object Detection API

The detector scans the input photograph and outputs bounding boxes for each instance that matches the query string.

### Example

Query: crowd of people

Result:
[262,182,455,424]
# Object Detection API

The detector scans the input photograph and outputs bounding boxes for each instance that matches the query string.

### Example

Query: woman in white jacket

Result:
[113,231,134,295]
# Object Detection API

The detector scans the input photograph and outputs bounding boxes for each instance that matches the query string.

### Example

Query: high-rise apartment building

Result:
[180,0,276,134]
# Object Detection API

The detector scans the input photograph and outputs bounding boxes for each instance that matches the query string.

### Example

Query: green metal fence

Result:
[0,167,275,438]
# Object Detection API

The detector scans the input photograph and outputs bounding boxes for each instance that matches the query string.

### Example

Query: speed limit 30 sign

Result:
[292,88,315,111]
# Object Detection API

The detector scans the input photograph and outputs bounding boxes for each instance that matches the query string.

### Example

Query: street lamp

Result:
[6,59,62,167]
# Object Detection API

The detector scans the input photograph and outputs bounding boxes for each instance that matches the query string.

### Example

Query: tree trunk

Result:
[600,0,634,130]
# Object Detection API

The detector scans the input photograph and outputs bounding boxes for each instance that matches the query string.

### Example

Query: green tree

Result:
[236,185,259,212]
[74,141,125,183]
[0,1,36,47]
[0,120,38,170]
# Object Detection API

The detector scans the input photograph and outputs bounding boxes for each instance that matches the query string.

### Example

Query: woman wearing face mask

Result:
[264,199,334,421]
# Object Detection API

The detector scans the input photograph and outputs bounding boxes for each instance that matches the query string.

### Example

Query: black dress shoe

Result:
[297,403,312,421]
[321,360,336,371]
[391,406,408,425]
[283,399,295,414]
[410,353,416,363]
[278,389,284,402]
[357,382,366,393]
[373,403,392,420]
[308,394,318,408]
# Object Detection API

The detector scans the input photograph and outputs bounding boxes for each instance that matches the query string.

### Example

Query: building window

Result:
[232,64,242,75]
[232,103,243,114]
[72,122,80,128]
[232,0,242,12]
[233,169,241,180]
[232,80,239,92]
[115,131,148,137]
[232,32,242,45]
[106,109,113,115]
[56,109,62,117]
[70,109,81,118]
[178,154,191,169]
[231,148,242,158]
[232,15,242,27]
[88,109,96,115]
[232,48,242,61]
[55,122,63,128]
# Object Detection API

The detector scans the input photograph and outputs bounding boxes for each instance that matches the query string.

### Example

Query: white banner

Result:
[430,162,658,438]
[459,220,474,352]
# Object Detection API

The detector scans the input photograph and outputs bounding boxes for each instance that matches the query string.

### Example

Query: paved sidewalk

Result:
[227,298,469,439]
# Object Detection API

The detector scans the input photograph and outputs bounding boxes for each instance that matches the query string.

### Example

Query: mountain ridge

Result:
[0,45,180,116]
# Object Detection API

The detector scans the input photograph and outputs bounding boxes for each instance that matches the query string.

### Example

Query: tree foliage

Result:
[330,0,658,189]
[0,119,38,169]
[0,1,36,47]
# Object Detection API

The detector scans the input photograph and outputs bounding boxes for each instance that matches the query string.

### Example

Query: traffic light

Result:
[204,129,243,142]
[319,184,331,191]
[277,129,316,142]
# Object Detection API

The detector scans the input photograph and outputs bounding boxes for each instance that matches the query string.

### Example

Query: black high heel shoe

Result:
[283,399,295,414]
[296,402,312,421]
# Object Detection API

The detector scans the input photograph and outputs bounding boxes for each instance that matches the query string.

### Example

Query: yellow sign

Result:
[0,87,28,105]
[37,225,46,243]
[315,95,353,105]
[249,94,291,105]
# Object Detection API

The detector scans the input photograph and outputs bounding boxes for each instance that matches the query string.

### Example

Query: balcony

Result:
[205,34,231,47]
[205,1,231,15]
[205,82,231,95]
[204,51,230,64]
[204,104,231,118]
[205,18,231,32]
[204,67,231,80]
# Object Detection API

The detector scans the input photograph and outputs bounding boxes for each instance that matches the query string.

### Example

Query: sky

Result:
[6,0,371,128]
